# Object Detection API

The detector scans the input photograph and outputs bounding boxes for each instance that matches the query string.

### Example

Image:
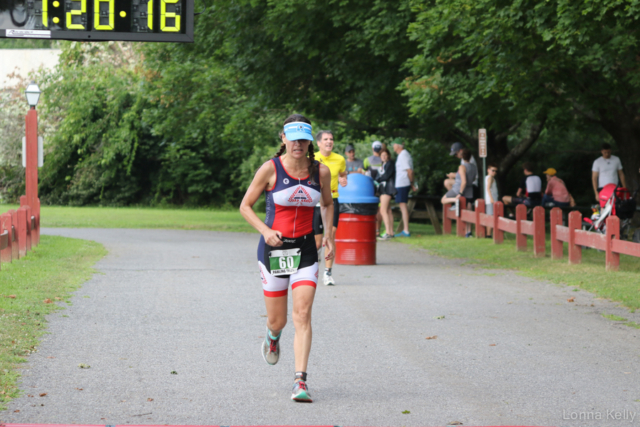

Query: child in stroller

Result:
[583,184,637,240]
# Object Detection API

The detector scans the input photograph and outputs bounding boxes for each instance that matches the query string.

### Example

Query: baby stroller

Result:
[582,184,637,240]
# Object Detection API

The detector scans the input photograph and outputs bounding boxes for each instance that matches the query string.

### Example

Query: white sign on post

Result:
[479,128,487,158]
[22,136,44,167]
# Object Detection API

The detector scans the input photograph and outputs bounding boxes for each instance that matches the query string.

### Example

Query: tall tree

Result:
[405,0,640,191]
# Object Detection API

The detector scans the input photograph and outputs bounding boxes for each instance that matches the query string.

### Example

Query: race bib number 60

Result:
[269,248,301,276]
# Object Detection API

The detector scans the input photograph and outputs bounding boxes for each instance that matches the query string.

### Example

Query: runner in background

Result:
[314,130,347,286]
[239,114,334,403]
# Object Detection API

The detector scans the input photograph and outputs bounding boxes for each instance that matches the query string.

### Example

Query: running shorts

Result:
[313,199,340,234]
[511,196,541,208]
[257,232,318,297]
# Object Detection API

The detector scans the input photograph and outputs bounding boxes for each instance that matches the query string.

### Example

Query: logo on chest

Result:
[288,185,314,204]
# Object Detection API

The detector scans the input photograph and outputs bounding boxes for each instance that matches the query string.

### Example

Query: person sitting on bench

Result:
[541,168,575,208]
[502,162,542,208]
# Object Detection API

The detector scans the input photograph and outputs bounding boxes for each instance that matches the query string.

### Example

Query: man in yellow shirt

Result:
[313,130,347,285]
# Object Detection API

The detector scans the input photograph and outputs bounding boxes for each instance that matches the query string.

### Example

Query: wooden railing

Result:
[443,197,640,271]
[0,197,40,271]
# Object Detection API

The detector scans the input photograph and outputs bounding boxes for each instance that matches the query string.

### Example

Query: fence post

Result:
[568,211,582,265]
[35,197,40,246]
[532,206,545,258]
[17,207,27,258]
[493,202,504,244]
[31,198,39,247]
[606,216,620,272]
[457,197,467,238]
[8,210,18,260]
[475,199,486,239]
[1,212,12,263]
[25,205,32,253]
[443,202,452,235]
[550,208,563,260]
[515,204,527,251]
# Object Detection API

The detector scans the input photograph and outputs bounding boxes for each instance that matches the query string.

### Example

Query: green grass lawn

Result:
[0,205,263,232]
[396,223,640,311]
[0,235,106,408]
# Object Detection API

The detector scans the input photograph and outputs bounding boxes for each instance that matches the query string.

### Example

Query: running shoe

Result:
[323,271,335,286]
[261,327,280,365]
[396,231,411,237]
[377,233,394,241]
[291,380,312,402]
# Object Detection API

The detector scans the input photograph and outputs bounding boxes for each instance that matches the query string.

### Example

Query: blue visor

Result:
[283,122,313,141]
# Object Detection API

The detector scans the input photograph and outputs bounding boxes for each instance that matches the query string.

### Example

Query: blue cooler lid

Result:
[337,174,380,204]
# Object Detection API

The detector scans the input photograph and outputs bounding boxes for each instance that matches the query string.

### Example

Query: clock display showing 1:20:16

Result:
[42,0,182,32]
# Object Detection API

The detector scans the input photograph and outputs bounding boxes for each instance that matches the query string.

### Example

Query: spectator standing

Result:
[314,130,347,286]
[393,141,417,237]
[345,144,364,175]
[542,168,574,208]
[363,141,384,179]
[374,148,396,240]
[484,163,498,238]
[364,140,385,236]
[445,142,479,191]
[592,143,627,201]
[502,163,542,208]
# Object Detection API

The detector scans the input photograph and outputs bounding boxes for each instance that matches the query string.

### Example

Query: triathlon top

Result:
[316,152,346,199]
[264,156,322,238]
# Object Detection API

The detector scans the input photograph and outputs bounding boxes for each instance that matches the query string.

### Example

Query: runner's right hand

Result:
[263,229,283,247]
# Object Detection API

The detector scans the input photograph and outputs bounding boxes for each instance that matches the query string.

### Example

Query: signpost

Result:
[479,128,487,199]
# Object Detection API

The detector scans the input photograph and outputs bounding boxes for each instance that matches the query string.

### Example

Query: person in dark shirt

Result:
[374,148,396,240]
[502,162,542,208]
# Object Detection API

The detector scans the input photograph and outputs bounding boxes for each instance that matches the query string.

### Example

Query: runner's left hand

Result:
[339,176,348,187]
[323,237,334,260]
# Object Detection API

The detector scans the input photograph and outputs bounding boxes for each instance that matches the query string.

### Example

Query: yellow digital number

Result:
[42,0,48,27]
[94,0,114,30]
[66,0,86,29]
[160,0,180,32]
[147,0,153,30]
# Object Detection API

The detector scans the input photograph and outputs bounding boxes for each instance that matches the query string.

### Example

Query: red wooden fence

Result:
[443,198,546,257]
[0,198,40,271]
[549,208,640,271]
[443,199,640,270]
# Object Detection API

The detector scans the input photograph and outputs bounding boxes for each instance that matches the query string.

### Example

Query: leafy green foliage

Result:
[4,0,640,205]
[38,43,156,205]
[405,0,640,191]
[141,41,279,204]
[29,40,279,206]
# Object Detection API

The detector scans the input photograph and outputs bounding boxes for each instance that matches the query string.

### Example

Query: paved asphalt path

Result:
[1,228,640,426]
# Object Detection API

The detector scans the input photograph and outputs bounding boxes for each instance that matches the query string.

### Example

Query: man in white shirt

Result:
[592,143,626,201]
[393,141,417,237]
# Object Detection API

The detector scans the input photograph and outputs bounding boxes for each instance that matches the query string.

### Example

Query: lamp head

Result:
[25,81,41,107]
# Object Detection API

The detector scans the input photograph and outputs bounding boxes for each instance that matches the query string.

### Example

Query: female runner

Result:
[239,114,334,402]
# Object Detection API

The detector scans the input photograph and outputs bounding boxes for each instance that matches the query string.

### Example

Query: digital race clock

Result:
[0,0,193,42]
